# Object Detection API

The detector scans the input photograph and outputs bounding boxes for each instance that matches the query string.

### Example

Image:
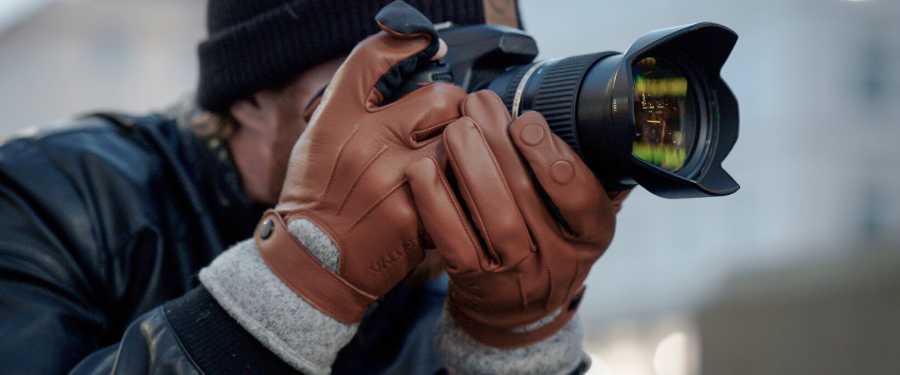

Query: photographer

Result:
[0,1,628,374]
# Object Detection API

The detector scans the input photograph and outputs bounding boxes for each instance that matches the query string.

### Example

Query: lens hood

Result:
[578,22,739,198]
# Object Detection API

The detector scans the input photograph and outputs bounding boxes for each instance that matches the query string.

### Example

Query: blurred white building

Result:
[0,0,204,134]
[515,1,900,373]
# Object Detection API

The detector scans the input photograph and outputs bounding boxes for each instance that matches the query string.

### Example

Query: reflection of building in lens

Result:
[632,57,690,172]
[633,80,687,171]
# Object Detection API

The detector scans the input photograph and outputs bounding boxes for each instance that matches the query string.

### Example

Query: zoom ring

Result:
[528,53,607,155]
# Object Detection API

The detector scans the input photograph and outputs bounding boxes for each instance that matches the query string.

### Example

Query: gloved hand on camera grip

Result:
[255,1,466,324]
[407,91,630,348]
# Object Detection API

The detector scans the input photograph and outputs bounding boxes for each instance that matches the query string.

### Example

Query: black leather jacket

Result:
[0,112,446,375]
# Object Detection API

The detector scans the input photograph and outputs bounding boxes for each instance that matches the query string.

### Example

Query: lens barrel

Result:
[486,23,739,198]
[488,53,616,157]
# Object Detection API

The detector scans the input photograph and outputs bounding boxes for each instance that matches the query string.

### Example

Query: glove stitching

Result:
[348,177,407,231]
[512,308,563,333]
[566,253,582,305]
[336,143,389,214]
[518,272,528,308]
[545,265,553,310]
[322,124,361,200]
[517,122,546,147]
[549,160,577,186]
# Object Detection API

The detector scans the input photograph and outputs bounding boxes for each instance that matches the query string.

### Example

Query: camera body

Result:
[399,25,539,95]
[404,23,740,198]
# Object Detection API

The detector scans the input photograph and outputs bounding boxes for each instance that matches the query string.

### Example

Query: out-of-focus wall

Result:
[699,246,900,374]
[518,0,900,318]
[0,0,205,136]
[515,0,900,374]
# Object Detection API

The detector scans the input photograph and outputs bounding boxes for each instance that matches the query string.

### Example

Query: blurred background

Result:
[0,0,898,374]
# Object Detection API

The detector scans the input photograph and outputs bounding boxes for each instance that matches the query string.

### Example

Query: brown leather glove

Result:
[406,91,630,348]
[255,2,467,324]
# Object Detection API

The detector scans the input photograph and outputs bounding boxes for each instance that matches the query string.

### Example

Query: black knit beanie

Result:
[197,0,520,112]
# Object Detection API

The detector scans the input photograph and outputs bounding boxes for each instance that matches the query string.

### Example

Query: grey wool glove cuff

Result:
[201,217,586,375]
[435,304,587,375]
[199,218,357,375]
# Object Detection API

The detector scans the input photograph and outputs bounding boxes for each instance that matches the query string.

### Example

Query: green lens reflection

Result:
[632,57,693,172]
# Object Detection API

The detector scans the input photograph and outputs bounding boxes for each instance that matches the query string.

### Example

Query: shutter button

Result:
[260,219,274,239]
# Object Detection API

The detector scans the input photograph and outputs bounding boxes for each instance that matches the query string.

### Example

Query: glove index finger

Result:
[327,1,439,110]
[375,1,439,44]
[509,112,616,241]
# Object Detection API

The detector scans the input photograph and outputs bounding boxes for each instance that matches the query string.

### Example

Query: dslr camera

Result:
[401,23,740,198]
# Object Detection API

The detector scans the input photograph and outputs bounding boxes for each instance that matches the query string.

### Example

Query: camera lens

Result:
[470,23,739,198]
[487,52,617,159]
[631,56,696,172]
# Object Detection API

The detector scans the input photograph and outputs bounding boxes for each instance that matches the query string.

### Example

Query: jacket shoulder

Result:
[0,115,173,187]
[0,115,181,244]
[0,114,203,373]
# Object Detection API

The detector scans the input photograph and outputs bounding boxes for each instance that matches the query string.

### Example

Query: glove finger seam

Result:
[336,143,389,215]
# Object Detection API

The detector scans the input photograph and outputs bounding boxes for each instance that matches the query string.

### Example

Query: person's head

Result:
[195,0,521,205]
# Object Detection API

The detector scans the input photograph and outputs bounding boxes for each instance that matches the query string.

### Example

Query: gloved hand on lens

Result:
[407,90,630,348]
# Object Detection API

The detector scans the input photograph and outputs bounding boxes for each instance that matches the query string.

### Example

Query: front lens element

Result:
[632,57,694,172]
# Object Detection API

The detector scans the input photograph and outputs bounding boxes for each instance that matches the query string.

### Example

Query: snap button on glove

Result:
[255,1,467,324]
[407,91,630,348]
